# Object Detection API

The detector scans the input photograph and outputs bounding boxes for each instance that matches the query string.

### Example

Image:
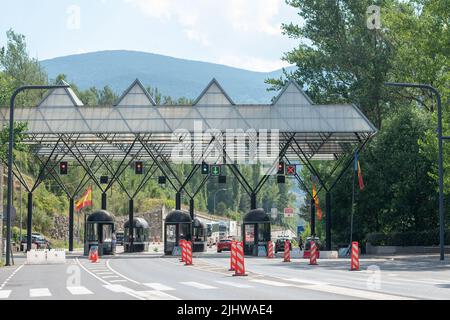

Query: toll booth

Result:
[124,217,150,253]
[192,218,207,253]
[242,209,271,256]
[84,210,115,256]
[164,210,192,255]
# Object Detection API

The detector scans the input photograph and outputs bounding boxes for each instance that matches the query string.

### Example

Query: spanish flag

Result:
[75,186,93,211]
[312,183,323,221]
[354,153,365,191]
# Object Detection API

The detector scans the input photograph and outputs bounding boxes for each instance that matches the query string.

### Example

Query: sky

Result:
[0,0,301,72]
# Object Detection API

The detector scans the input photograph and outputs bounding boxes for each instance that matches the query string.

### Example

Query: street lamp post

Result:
[5,84,69,266]
[385,82,445,261]
[213,188,229,214]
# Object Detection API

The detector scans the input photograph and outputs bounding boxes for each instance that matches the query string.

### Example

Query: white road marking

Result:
[0,290,12,299]
[30,288,52,298]
[144,283,176,291]
[105,260,140,284]
[0,264,24,290]
[67,286,93,295]
[302,284,415,300]
[250,279,294,287]
[109,279,128,283]
[102,276,120,279]
[134,290,180,300]
[283,278,328,286]
[96,272,114,275]
[181,281,217,289]
[103,284,132,293]
[215,280,253,288]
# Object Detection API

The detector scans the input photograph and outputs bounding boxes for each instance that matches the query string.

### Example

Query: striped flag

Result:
[75,186,93,211]
[354,153,365,191]
[312,183,323,220]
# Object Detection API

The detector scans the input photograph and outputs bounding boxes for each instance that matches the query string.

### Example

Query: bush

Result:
[366,229,450,246]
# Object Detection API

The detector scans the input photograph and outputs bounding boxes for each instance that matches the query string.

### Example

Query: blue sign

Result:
[297,226,305,234]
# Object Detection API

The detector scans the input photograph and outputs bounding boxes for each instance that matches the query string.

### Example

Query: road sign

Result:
[211,164,221,176]
[286,164,296,176]
[297,225,304,234]
[284,207,294,218]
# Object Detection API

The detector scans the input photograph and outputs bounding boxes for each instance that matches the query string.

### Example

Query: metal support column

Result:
[189,198,194,220]
[26,192,33,251]
[69,198,74,252]
[175,192,181,210]
[325,192,331,250]
[101,192,107,210]
[250,193,257,210]
[128,198,134,253]
[310,198,316,237]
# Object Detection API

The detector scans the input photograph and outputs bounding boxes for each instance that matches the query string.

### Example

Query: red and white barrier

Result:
[229,241,236,271]
[283,240,291,262]
[180,239,186,262]
[350,241,360,271]
[267,240,274,259]
[185,241,193,266]
[233,241,247,276]
[309,241,318,265]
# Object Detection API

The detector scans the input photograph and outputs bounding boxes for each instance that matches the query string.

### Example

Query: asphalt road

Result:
[1,249,449,300]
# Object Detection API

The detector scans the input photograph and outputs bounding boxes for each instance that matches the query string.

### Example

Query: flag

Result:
[75,186,93,211]
[354,152,364,191]
[312,183,323,221]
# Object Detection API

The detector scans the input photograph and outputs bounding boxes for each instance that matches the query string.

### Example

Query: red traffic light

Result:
[60,161,68,175]
[135,161,143,174]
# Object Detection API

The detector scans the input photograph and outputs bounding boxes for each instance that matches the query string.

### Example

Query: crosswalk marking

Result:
[144,283,176,291]
[109,279,128,283]
[215,280,253,288]
[30,288,52,297]
[102,276,120,279]
[67,286,93,295]
[103,284,132,293]
[181,281,217,289]
[0,290,12,299]
[250,279,294,287]
[134,290,180,300]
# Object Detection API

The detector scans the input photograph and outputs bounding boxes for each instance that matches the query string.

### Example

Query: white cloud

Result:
[217,55,291,72]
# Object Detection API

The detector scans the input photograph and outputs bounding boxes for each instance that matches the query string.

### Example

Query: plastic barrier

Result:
[229,241,236,271]
[180,239,186,262]
[233,242,247,276]
[26,249,66,265]
[185,241,193,266]
[309,241,318,265]
[283,240,291,262]
[89,246,99,263]
[46,249,66,264]
[350,241,360,271]
[267,241,274,259]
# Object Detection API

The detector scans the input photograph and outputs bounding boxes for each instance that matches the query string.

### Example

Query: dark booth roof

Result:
[243,209,270,223]
[124,217,149,229]
[165,210,192,223]
[87,210,114,223]
[193,218,205,228]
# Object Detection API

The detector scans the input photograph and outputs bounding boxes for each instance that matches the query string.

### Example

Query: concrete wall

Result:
[366,243,450,255]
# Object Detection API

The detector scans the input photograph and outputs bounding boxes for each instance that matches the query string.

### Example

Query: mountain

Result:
[40,50,295,104]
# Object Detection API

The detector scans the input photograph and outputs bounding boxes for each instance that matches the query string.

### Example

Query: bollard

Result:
[180,239,186,262]
[229,241,236,271]
[233,241,247,276]
[350,241,360,271]
[309,241,318,265]
[283,240,291,262]
[267,240,274,259]
[185,241,193,266]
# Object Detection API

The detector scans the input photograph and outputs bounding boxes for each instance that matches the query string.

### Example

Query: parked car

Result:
[116,231,124,246]
[275,238,292,253]
[217,239,232,253]
[20,234,51,251]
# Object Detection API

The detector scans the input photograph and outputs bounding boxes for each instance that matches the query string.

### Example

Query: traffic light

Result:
[218,175,226,184]
[100,176,109,184]
[211,164,221,176]
[277,161,285,175]
[201,162,209,174]
[286,164,296,176]
[277,175,285,184]
[59,161,68,175]
[158,176,166,184]
[135,161,143,174]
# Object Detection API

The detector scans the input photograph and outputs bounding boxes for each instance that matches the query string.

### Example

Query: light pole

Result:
[213,188,229,214]
[385,82,445,260]
[5,84,69,266]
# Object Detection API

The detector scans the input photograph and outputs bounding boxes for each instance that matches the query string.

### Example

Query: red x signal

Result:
[286,165,296,176]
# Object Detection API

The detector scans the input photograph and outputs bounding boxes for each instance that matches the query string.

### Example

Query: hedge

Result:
[366,229,450,246]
